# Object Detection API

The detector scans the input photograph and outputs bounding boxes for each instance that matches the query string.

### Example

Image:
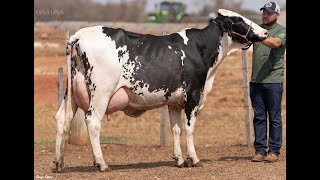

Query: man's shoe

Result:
[264,153,278,163]
[251,154,266,162]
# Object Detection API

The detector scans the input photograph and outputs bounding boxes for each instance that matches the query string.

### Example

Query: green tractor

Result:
[145,1,186,23]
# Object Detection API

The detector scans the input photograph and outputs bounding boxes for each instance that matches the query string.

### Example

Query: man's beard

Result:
[263,18,277,26]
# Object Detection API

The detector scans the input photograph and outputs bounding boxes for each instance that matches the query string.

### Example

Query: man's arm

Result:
[261,36,282,48]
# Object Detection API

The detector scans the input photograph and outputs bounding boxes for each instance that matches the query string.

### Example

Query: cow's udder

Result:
[73,73,129,118]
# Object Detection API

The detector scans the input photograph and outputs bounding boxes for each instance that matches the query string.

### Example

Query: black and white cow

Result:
[54,9,268,172]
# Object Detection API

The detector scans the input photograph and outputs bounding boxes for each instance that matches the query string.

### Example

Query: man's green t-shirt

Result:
[251,23,286,83]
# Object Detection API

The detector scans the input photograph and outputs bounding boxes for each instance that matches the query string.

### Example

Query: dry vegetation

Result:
[34,25,286,179]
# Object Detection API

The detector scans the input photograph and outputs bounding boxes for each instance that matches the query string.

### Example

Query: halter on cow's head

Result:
[213,9,268,46]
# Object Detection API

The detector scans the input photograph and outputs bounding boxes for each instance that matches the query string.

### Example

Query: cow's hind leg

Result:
[54,96,78,172]
[83,75,118,172]
[84,93,113,172]
[77,40,123,171]
[168,105,184,167]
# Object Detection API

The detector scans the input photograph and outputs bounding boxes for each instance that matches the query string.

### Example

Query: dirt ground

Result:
[34,26,286,179]
[35,144,286,180]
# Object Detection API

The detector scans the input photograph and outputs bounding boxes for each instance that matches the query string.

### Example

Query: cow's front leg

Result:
[183,105,203,167]
[183,88,204,167]
[168,105,184,167]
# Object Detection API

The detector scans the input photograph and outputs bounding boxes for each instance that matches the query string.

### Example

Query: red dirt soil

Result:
[34,75,60,103]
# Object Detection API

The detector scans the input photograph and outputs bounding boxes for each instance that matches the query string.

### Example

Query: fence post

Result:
[159,31,170,147]
[57,67,88,145]
[58,67,64,107]
[241,50,253,147]
[160,106,168,146]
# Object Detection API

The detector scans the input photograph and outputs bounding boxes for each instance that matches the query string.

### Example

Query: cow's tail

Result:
[63,33,80,145]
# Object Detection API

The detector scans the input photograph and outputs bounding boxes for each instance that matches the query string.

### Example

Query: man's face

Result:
[262,9,279,26]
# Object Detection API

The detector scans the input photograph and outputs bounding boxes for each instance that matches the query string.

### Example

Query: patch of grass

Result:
[100,135,127,144]
[34,102,58,141]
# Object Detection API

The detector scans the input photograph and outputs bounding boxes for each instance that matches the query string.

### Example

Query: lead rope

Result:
[212,20,252,43]
[230,21,252,42]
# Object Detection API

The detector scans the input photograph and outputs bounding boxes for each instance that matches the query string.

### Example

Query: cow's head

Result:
[214,9,268,46]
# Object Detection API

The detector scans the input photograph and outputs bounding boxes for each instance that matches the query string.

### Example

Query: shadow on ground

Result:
[54,159,212,173]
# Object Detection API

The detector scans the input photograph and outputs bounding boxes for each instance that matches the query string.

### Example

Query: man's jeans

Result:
[250,82,283,155]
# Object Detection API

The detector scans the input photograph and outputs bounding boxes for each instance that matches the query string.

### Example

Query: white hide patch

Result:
[227,35,244,56]
[130,80,182,103]
[76,26,129,67]
[168,45,172,49]
[182,81,187,100]
[177,28,190,45]
[129,81,165,105]
[191,105,199,120]
[180,49,186,65]
[117,45,129,59]
[218,9,267,38]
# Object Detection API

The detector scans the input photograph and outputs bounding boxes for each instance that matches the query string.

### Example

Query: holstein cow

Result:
[54,9,268,172]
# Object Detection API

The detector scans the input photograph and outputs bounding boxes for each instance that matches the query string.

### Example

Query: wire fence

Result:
[34,67,286,146]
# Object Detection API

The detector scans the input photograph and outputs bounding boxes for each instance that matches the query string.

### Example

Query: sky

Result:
[94,0,286,13]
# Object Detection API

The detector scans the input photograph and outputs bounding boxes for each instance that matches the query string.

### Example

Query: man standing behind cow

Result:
[250,2,286,163]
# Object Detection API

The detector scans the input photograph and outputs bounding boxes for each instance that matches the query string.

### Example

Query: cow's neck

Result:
[200,24,244,107]
[211,33,242,71]
[198,23,237,72]
[200,23,242,79]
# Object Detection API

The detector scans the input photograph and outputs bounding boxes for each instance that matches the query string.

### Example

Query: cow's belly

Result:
[72,73,184,116]
[123,87,184,110]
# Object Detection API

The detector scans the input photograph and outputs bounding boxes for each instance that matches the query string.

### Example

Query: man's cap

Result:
[260,2,280,13]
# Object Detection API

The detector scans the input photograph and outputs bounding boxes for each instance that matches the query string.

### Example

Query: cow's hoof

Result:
[175,163,184,168]
[173,157,184,168]
[53,160,64,172]
[183,159,193,167]
[183,158,203,168]
[94,162,111,172]
[98,164,111,172]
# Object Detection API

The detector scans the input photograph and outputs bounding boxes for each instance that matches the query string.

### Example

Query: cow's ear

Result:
[222,18,234,32]
[214,14,233,33]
